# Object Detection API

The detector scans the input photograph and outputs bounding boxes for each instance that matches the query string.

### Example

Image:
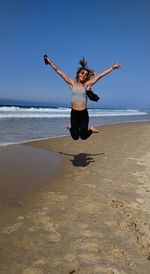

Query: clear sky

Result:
[0,0,150,108]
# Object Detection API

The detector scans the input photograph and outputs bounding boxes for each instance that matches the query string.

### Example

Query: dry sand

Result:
[0,122,150,274]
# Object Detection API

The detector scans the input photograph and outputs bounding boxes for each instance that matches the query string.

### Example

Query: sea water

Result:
[0,105,150,146]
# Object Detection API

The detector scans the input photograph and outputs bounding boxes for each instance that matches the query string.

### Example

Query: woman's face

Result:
[77,69,89,83]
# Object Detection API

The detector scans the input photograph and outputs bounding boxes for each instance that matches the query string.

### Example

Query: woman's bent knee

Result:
[80,130,92,140]
[80,134,87,140]
[70,129,79,140]
[71,135,79,140]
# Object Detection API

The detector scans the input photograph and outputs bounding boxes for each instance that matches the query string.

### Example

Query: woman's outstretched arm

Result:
[44,55,74,87]
[86,63,121,87]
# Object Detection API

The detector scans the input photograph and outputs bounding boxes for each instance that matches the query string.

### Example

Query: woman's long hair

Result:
[76,58,95,81]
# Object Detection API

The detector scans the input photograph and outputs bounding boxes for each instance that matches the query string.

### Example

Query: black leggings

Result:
[70,109,92,140]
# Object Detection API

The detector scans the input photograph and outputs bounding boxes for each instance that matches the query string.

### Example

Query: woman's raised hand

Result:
[112,63,121,70]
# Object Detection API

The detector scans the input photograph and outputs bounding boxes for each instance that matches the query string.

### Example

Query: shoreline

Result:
[0,121,150,273]
[1,119,150,148]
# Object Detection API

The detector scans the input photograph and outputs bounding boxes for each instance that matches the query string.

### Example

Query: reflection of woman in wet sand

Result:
[44,56,121,140]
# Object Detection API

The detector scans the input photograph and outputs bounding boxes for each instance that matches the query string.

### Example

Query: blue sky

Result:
[0,0,150,108]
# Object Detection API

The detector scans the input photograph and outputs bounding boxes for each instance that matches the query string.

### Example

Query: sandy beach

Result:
[0,122,150,274]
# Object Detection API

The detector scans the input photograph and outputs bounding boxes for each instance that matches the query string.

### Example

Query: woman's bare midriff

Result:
[72,101,87,110]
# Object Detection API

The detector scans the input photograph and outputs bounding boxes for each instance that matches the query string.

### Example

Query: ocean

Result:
[0,105,150,146]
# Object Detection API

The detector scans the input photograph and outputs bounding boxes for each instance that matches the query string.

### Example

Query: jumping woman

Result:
[44,56,121,140]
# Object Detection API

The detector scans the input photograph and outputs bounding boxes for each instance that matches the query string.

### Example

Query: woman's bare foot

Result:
[91,127,99,133]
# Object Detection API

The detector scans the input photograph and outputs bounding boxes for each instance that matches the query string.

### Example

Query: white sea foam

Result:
[0,106,147,119]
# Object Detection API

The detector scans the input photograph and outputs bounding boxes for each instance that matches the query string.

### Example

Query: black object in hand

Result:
[86,90,100,102]
[44,55,49,65]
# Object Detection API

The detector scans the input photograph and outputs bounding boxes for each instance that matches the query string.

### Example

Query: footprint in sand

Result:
[77,242,101,254]
[104,220,118,228]
[28,216,61,242]
[2,221,24,234]
[40,191,68,204]
[119,217,138,233]
[79,229,103,239]
[108,244,126,258]
[76,253,100,265]
[106,198,125,209]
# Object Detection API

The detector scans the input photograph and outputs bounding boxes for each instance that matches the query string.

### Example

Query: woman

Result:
[44,55,121,140]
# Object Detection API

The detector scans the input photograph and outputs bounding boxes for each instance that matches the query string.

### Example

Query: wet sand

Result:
[0,144,62,226]
[0,122,150,273]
